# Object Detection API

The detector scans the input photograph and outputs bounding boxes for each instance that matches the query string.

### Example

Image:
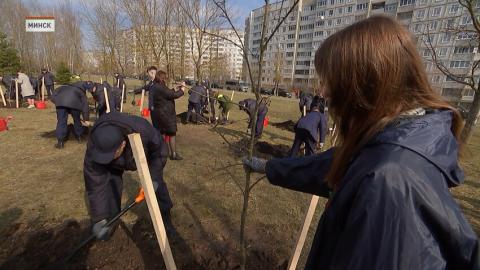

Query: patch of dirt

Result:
[0,219,287,270]
[176,112,213,124]
[271,120,296,133]
[231,138,290,159]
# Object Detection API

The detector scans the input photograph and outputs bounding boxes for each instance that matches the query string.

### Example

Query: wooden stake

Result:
[139,89,145,113]
[41,77,45,101]
[120,84,125,112]
[0,84,6,106]
[103,87,111,113]
[15,80,19,108]
[303,105,307,155]
[127,133,177,270]
[226,90,235,120]
[288,195,320,270]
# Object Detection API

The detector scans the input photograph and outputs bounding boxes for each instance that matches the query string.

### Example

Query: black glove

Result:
[92,219,111,241]
[242,156,267,174]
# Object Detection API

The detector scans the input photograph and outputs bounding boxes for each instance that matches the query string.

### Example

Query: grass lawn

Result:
[0,77,478,268]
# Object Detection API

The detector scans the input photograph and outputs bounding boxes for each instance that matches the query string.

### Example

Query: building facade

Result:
[117,27,244,82]
[245,0,479,110]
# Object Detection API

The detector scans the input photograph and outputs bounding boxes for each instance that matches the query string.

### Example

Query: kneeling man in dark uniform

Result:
[83,112,174,240]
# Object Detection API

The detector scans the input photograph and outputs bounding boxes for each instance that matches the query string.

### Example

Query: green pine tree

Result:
[0,32,21,75]
[56,62,72,84]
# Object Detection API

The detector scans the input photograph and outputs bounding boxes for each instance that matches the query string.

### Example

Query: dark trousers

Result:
[186,101,202,122]
[249,112,266,137]
[288,128,316,157]
[46,85,54,97]
[86,167,173,223]
[56,106,83,141]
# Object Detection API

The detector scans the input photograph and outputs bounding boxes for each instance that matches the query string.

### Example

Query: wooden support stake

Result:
[41,77,45,101]
[303,105,307,155]
[127,134,177,270]
[288,195,320,270]
[120,84,125,112]
[103,87,111,113]
[139,89,145,113]
[226,90,235,120]
[15,81,19,108]
[0,84,6,106]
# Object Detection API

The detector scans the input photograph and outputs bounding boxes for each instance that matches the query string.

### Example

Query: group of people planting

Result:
[2,15,479,269]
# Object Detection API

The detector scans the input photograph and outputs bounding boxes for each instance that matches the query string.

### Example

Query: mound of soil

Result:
[0,219,287,270]
[231,138,290,159]
[176,112,213,124]
[271,121,296,133]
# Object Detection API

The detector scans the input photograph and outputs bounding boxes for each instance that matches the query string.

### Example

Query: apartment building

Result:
[117,27,244,82]
[245,0,479,111]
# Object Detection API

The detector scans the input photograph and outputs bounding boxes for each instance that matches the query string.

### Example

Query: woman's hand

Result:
[242,156,267,173]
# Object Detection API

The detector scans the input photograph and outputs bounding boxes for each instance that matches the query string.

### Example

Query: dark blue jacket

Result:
[188,85,206,104]
[91,82,120,115]
[84,112,169,222]
[38,72,55,86]
[52,81,92,120]
[240,98,268,119]
[296,111,328,143]
[266,110,479,270]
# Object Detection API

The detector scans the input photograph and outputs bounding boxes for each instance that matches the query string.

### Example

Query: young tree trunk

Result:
[461,90,480,143]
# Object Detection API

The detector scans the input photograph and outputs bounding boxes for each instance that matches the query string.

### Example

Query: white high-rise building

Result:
[245,0,479,111]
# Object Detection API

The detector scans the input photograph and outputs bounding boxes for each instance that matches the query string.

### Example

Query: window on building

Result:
[457,32,477,40]
[286,52,294,57]
[301,16,310,21]
[431,6,442,17]
[440,33,452,43]
[316,20,325,26]
[318,11,326,17]
[336,18,342,25]
[330,0,335,5]
[418,0,428,4]
[460,16,472,25]
[327,19,333,27]
[438,48,448,56]
[288,25,296,31]
[449,61,471,68]
[442,88,462,98]
[337,7,343,14]
[444,18,455,28]
[328,9,334,16]
[318,0,327,6]
[449,4,459,13]
[428,21,438,31]
[288,34,295,39]
[347,5,353,13]
[431,75,441,83]
[416,9,425,19]
[464,89,475,97]
[314,31,324,37]
[386,4,397,12]
[287,43,294,48]
[423,49,431,57]
[337,0,344,4]
[356,3,368,10]
[399,0,415,6]
[454,46,475,54]
[299,24,315,31]
[413,23,423,33]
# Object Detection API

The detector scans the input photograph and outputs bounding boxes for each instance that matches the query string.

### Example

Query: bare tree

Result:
[178,0,300,268]
[421,0,479,142]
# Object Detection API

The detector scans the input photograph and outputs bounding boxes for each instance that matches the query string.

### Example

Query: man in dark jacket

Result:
[84,112,174,240]
[186,82,207,123]
[114,72,127,103]
[244,110,480,269]
[288,98,328,157]
[239,98,269,138]
[91,82,121,116]
[38,68,55,97]
[299,91,314,114]
[52,81,93,148]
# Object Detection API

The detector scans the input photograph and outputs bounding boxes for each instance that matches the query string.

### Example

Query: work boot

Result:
[55,140,64,149]
[170,153,183,161]
[161,211,178,238]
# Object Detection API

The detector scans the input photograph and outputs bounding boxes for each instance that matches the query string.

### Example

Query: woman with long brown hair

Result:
[150,69,185,160]
[244,16,479,269]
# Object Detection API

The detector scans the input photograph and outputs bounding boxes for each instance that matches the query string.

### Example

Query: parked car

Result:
[210,82,223,89]
[276,88,292,98]
[225,80,249,92]
[260,87,273,95]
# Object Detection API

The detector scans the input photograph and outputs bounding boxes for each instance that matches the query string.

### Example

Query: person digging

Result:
[84,112,175,240]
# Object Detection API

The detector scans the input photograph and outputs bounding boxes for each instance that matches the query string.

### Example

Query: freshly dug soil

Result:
[176,112,212,124]
[0,219,287,270]
[231,138,290,159]
[270,121,296,133]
